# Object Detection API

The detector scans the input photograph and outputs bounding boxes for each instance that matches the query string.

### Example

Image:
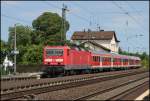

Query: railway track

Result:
[1,68,146,94]
[74,76,149,100]
[109,81,149,100]
[1,68,145,91]
[1,68,148,100]
[0,68,143,83]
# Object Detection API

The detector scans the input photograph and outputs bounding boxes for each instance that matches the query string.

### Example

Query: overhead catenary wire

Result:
[112,1,147,53]
[2,14,31,24]
[124,1,146,19]
[41,1,91,24]
[112,1,147,34]
[124,1,147,29]
[42,1,62,10]
[71,3,101,30]
[70,2,133,31]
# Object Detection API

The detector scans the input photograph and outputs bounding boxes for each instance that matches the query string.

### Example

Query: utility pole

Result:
[12,23,20,75]
[126,20,129,55]
[97,25,100,31]
[61,4,68,42]
[14,24,17,74]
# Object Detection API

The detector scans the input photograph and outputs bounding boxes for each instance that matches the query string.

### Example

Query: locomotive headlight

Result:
[56,59,63,62]
[45,59,52,62]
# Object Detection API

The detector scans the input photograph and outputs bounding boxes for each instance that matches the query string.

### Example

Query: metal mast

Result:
[61,4,68,41]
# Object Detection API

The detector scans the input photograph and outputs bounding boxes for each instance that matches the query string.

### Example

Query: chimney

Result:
[98,26,101,31]
[88,29,91,32]
[83,28,86,32]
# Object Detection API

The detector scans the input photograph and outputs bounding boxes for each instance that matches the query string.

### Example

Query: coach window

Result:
[114,58,116,62]
[67,49,70,56]
[97,56,100,62]
[93,56,95,62]
[108,58,111,62]
[95,56,97,62]
[96,56,97,62]
[102,57,104,62]
[103,57,105,62]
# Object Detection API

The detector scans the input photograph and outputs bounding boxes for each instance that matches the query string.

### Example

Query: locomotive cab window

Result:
[46,49,63,56]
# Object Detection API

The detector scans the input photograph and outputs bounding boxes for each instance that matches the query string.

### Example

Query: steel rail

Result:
[1,70,148,100]
[1,69,146,94]
[74,76,149,100]
[107,81,149,100]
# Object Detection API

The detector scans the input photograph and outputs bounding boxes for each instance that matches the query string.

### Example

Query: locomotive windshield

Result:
[46,49,63,56]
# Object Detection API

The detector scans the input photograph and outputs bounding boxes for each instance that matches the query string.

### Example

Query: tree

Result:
[8,25,33,48]
[22,45,43,64]
[1,40,8,64]
[32,12,69,41]
[6,11,70,66]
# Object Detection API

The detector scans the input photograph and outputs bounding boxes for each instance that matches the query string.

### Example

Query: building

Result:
[71,30,120,53]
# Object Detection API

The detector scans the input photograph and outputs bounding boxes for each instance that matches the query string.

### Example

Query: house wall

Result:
[110,35,119,52]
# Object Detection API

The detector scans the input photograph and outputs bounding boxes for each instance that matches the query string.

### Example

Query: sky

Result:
[1,1,149,54]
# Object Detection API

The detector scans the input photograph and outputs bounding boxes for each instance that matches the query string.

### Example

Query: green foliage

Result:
[32,12,69,39]
[8,25,32,48]
[141,57,149,69]
[22,45,43,64]
[2,11,70,70]
[0,40,9,64]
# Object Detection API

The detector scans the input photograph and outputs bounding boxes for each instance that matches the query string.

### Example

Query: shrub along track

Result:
[0,68,148,100]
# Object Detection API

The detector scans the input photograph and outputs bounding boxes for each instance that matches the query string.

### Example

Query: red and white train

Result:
[42,46,141,77]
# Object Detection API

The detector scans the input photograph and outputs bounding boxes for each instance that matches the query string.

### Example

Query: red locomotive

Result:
[42,46,141,77]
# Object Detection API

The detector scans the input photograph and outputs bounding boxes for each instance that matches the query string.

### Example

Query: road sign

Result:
[11,50,19,55]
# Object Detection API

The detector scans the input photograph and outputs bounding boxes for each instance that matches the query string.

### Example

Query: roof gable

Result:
[81,41,111,52]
